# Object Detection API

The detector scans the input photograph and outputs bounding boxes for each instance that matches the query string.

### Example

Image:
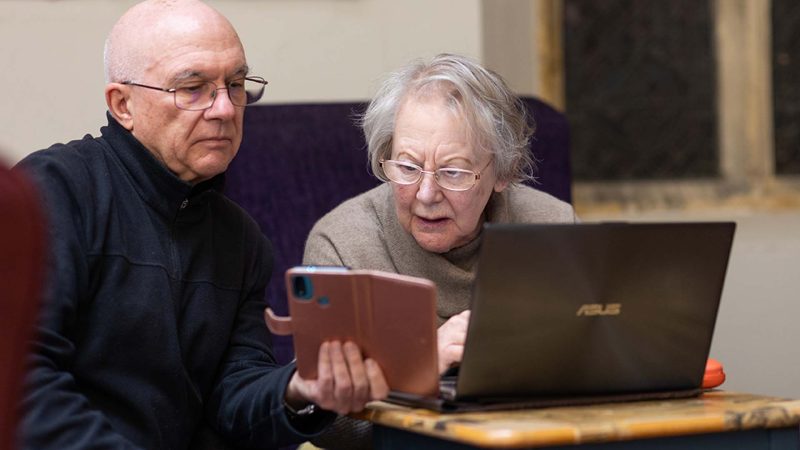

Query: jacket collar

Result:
[99,112,226,219]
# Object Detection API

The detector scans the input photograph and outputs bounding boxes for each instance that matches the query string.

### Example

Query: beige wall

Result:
[0,0,481,164]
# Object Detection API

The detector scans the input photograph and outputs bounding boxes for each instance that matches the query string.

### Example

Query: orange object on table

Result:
[703,358,726,389]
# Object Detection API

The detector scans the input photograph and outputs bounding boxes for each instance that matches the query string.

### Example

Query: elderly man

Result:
[15,1,387,449]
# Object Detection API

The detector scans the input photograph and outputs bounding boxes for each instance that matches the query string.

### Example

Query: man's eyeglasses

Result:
[122,76,268,111]
[379,159,492,192]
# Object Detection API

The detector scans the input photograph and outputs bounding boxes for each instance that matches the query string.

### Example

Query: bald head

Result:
[104,0,244,83]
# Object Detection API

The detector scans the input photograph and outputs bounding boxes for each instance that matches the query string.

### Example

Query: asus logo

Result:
[576,303,621,316]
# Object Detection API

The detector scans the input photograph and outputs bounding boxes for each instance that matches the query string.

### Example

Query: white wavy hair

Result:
[361,53,535,184]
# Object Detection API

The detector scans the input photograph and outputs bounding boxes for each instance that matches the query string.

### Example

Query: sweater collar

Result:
[99,112,226,218]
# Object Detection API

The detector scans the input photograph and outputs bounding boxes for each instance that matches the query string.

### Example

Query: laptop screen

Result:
[455,222,736,400]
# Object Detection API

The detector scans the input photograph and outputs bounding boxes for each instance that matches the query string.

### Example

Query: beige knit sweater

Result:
[303,182,576,325]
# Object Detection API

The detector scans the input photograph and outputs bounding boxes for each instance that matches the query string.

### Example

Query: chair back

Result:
[225,98,572,364]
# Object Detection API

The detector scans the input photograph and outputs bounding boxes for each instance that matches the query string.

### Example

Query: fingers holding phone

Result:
[286,340,389,416]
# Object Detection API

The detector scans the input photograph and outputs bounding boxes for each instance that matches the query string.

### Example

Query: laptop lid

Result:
[453,222,736,401]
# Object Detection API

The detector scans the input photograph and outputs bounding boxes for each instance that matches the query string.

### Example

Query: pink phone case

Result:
[265,266,440,396]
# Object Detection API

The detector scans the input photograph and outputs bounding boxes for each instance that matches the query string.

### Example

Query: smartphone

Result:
[265,266,440,396]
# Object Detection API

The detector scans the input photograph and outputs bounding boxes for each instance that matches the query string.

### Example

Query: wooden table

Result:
[354,391,800,449]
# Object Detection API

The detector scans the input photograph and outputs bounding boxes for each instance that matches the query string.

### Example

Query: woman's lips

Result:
[414,215,449,229]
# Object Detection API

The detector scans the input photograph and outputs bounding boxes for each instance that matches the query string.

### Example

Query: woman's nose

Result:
[415,171,442,203]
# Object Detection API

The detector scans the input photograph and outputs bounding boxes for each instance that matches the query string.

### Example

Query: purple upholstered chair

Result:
[225,97,572,364]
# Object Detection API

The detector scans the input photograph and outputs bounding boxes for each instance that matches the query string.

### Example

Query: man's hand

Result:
[285,341,389,415]
[437,310,470,374]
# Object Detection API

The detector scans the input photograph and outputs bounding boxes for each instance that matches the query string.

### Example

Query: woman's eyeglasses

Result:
[379,158,493,192]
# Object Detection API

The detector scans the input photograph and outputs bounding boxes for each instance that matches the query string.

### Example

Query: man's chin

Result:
[187,159,233,184]
[193,139,239,160]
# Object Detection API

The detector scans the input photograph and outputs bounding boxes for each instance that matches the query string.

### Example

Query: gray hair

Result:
[102,0,159,83]
[362,53,535,184]
[104,33,142,83]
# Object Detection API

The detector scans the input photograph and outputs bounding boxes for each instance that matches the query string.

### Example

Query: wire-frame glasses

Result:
[122,76,268,111]
[379,158,493,191]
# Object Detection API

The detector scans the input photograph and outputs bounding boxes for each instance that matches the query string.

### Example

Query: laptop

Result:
[388,221,736,412]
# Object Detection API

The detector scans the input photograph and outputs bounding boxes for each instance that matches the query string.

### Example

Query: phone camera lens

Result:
[292,275,313,300]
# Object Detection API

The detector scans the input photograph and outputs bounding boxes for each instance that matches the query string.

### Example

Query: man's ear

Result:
[105,83,134,130]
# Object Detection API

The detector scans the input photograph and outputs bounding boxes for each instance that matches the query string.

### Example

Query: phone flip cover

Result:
[265,267,440,397]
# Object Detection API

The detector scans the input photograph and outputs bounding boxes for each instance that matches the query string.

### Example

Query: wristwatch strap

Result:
[284,400,316,418]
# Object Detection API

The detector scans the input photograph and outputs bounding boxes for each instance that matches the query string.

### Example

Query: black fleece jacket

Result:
[15,114,332,449]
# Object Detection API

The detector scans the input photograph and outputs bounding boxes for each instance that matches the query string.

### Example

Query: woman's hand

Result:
[437,310,471,374]
[285,341,389,415]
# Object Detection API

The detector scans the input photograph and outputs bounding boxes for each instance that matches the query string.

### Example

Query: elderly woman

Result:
[303,53,576,449]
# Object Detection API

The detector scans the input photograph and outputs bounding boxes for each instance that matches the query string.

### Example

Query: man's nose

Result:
[206,88,236,118]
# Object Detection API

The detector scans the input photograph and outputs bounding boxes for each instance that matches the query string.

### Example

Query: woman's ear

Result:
[493,178,510,193]
[105,83,134,130]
